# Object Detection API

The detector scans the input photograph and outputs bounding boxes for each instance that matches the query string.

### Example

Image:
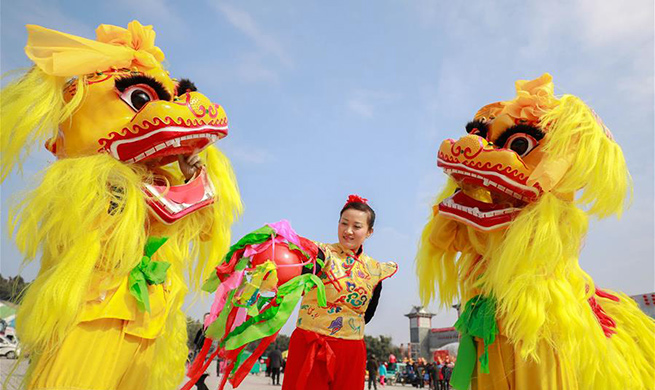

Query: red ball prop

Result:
[251,242,304,285]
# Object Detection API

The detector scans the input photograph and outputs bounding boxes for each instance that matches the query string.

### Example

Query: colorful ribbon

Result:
[128,236,170,313]
[451,295,498,390]
[202,224,275,292]
[220,273,326,350]
[206,271,245,327]
[193,221,326,389]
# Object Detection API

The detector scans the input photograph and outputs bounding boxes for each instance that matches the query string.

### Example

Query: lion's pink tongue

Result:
[149,175,206,204]
[143,168,215,224]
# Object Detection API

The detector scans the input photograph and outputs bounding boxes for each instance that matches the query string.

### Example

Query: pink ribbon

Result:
[206,270,244,327]
[268,219,303,247]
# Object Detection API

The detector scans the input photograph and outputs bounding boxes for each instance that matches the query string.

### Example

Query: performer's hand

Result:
[178,153,203,180]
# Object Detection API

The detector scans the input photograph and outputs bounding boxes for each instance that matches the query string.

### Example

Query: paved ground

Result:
[1,358,413,390]
[184,361,414,389]
[1,358,26,390]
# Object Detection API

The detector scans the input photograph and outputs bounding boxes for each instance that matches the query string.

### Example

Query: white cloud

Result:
[212,3,292,68]
[182,51,279,89]
[346,89,398,118]
[0,1,94,71]
[520,0,654,58]
[8,1,93,36]
[575,0,653,47]
[415,60,490,143]
[222,142,276,165]
[613,42,654,110]
[347,99,374,118]
[112,0,186,35]
[234,53,280,84]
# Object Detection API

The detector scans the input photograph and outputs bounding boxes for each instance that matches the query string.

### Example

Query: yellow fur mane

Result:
[9,147,241,388]
[1,67,85,182]
[416,94,654,390]
[3,66,242,389]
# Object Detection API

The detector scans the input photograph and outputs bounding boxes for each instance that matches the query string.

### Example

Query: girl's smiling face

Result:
[338,208,373,251]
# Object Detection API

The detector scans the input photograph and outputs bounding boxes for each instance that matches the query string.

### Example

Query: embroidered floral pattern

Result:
[297,242,398,340]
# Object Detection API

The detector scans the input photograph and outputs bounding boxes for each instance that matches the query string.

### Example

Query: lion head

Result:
[434,73,624,231]
[417,74,632,361]
[2,20,242,245]
[1,21,234,225]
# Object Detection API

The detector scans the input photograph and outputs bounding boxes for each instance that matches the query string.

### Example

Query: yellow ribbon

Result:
[25,20,165,77]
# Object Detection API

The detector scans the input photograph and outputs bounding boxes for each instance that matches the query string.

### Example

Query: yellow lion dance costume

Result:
[416,74,654,390]
[1,21,242,389]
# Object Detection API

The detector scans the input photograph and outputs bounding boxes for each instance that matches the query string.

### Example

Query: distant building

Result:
[405,306,435,361]
[406,293,655,361]
[405,306,459,361]
[630,292,655,318]
[429,326,459,353]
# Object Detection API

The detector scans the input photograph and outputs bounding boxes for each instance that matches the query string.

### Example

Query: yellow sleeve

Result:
[379,261,398,282]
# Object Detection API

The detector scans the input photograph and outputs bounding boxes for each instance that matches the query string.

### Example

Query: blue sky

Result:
[1,1,653,345]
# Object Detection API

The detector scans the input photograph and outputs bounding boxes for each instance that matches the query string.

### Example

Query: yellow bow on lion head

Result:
[25,21,165,77]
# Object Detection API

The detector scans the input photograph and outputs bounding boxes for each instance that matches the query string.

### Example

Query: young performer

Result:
[282,195,398,390]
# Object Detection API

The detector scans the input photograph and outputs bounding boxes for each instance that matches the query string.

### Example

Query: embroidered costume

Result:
[416,74,654,390]
[1,21,241,389]
[284,242,398,390]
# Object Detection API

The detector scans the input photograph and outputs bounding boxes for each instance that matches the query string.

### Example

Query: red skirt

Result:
[282,327,366,390]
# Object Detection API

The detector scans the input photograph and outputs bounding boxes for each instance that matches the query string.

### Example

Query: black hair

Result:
[340,202,376,230]
[114,74,172,101]
[176,78,198,96]
[465,120,489,139]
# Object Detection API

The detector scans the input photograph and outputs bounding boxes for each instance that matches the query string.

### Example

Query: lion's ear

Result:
[527,153,574,194]
[1,67,85,183]
[538,95,632,218]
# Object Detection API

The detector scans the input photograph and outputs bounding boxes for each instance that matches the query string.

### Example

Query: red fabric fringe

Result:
[181,337,216,390]
[229,332,280,388]
[588,288,619,338]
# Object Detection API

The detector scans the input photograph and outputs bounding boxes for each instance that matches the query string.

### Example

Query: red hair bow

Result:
[345,194,368,205]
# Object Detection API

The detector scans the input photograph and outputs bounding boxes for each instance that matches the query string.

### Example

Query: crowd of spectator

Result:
[366,354,455,389]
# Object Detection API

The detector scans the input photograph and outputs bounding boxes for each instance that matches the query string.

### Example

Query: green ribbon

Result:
[202,273,221,293]
[128,236,170,313]
[451,295,499,390]
[224,273,325,350]
[205,273,326,351]
[288,241,326,270]
[202,225,275,293]
[225,225,276,264]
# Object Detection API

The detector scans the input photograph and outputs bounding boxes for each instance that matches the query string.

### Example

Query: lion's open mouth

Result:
[439,187,526,231]
[100,122,226,224]
[437,158,536,231]
[102,122,227,164]
[133,130,219,224]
